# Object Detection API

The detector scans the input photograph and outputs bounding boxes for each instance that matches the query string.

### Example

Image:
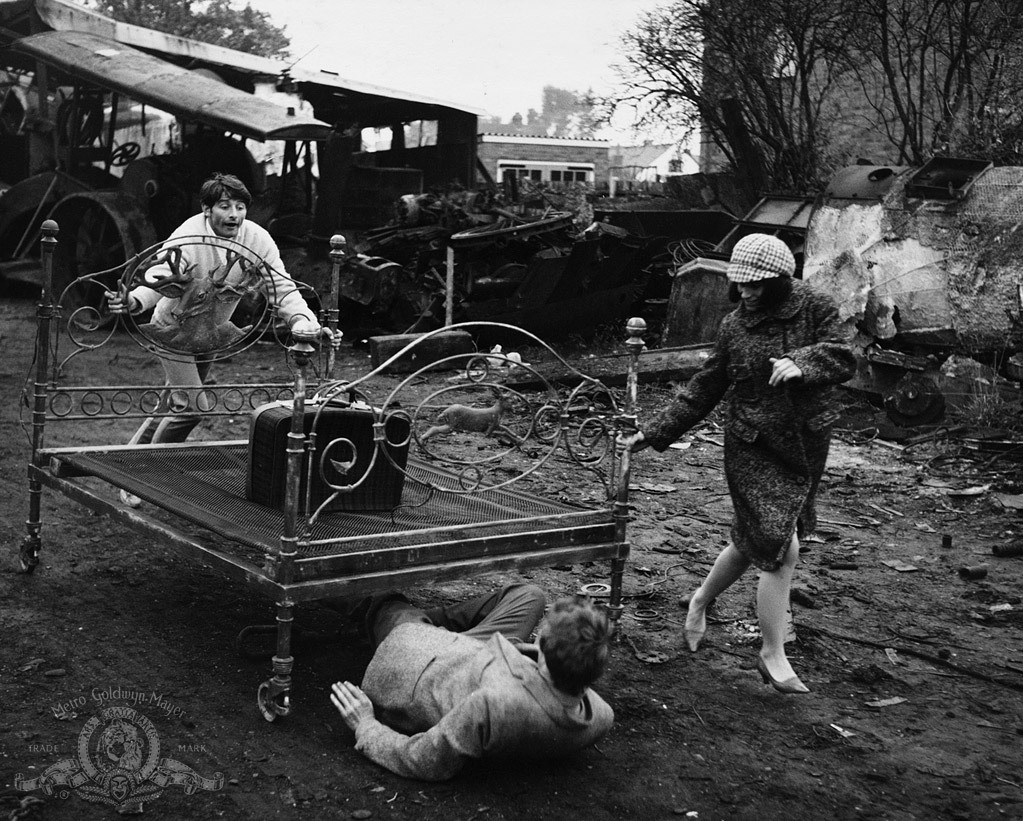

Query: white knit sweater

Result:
[128,213,317,331]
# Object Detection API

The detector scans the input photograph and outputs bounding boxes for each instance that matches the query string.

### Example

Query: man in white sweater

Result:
[105,173,336,505]
[330,586,615,781]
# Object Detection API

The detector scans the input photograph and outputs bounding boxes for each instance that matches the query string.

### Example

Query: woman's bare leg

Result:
[686,543,750,650]
[757,534,805,685]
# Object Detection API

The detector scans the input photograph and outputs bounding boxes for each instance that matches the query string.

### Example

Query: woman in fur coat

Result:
[627,233,855,693]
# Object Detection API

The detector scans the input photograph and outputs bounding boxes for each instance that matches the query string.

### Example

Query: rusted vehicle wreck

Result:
[661,159,1023,427]
[804,158,1023,426]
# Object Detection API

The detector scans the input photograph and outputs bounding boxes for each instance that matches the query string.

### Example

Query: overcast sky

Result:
[245,0,668,139]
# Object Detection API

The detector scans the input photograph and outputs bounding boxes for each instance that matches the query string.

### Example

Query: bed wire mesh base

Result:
[59,444,611,562]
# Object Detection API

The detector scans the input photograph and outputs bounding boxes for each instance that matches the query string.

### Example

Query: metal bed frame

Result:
[19,220,645,720]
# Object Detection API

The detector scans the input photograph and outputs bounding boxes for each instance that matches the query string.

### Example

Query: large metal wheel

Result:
[883,373,946,427]
[47,192,157,320]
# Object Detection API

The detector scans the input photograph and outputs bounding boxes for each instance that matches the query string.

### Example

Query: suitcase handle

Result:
[313,385,371,409]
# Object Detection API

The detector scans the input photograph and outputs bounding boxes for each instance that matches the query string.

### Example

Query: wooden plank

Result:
[505,343,713,390]
[369,330,475,373]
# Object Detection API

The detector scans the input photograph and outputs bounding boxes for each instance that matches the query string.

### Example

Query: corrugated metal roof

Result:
[478,133,609,146]
[11,30,332,141]
[31,0,483,117]
[34,0,281,75]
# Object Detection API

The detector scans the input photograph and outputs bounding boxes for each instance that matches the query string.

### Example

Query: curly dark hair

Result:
[199,173,252,208]
[728,275,793,309]
[539,595,610,695]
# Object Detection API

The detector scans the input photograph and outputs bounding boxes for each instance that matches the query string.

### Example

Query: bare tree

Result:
[609,0,857,199]
[848,0,1023,165]
[611,0,1023,199]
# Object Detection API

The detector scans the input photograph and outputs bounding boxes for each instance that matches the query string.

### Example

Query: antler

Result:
[211,252,266,300]
[139,247,198,298]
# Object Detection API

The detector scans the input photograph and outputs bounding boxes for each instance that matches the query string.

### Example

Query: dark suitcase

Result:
[246,399,410,513]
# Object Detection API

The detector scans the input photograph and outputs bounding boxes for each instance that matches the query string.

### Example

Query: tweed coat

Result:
[354,623,614,781]
[643,279,855,569]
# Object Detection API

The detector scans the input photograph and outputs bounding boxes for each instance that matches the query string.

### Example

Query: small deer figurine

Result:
[421,390,516,441]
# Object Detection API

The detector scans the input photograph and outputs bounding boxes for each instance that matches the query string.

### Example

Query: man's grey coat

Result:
[354,623,614,780]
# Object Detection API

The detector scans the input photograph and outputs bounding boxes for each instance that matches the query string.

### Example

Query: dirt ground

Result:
[2,288,1022,821]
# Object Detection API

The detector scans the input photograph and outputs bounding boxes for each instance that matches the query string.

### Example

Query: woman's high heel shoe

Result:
[683,626,705,653]
[756,656,810,694]
[682,599,707,652]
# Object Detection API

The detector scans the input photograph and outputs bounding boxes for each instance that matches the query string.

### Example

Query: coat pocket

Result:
[727,363,757,403]
[726,412,759,443]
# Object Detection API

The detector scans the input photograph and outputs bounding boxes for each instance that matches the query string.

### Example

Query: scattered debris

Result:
[803,624,1023,692]
[865,697,908,708]
[868,502,904,517]
[629,482,677,494]
[993,543,1023,557]
[790,588,817,608]
[958,564,989,581]
[948,484,991,498]
[881,560,919,572]
[344,190,663,337]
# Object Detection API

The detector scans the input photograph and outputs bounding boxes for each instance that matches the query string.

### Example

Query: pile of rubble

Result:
[337,187,659,338]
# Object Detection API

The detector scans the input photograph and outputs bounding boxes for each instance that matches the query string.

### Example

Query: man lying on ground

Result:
[330,584,614,781]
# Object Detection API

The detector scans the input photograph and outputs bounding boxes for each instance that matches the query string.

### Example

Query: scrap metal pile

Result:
[804,159,1023,428]
[337,187,660,337]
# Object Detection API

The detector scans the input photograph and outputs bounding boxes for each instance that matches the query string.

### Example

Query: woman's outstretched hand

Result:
[619,431,650,453]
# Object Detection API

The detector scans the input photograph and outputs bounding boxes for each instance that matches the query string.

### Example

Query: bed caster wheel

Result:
[257,681,290,722]
[19,542,38,574]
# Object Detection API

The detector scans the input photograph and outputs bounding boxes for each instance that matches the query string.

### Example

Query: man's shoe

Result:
[119,489,142,508]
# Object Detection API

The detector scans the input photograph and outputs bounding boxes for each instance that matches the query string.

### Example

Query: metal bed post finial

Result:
[606,316,646,629]
[39,219,59,306]
[617,315,647,517]
[326,234,347,379]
